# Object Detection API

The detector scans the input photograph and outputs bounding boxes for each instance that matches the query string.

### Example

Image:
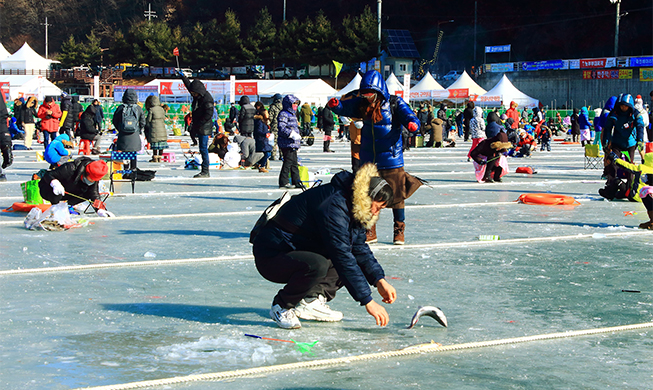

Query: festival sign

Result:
[580,58,607,69]
[114,85,158,102]
[489,63,514,73]
[640,68,653,82]
[631,57,653,67]
[235,82,257,96]
[159,81,188,95]
[431,90,450,100]
[477,95,502,103]
[522,60,565,71]
[569,59,581,69]
[582,69,633,80]
[485,45,511,53]
[448,88,469,99]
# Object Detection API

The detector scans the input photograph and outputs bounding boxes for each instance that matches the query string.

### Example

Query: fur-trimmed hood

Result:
[350,163,381,229]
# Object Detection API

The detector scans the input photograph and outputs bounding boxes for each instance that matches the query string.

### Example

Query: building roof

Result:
[385,29,420,59]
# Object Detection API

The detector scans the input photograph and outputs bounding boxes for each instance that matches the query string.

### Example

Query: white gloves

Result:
[289,131,302,141]
[50,179,65,196]
[96,209,115,218]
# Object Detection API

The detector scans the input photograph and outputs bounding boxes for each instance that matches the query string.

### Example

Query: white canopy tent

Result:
[385,73,405,95]
[0,75,62,100]
[0,43,11,61]
[409,72,445,101]
[0,42,57,71]
[446,70,487,103]
[476,74,539,108]
[334,73,361,97]
[145,78,337,107]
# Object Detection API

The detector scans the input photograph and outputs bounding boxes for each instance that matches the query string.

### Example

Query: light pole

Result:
[610,0,621,57]
[377,0,382,56]
[283,0,286,22]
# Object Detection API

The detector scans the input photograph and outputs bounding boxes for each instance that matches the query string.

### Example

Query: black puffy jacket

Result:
[181,75,214,136]
[253,164,386,305]
[238,96,256,136]
[40,157,101,205]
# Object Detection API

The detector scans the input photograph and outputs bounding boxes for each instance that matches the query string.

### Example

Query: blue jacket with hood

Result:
[604,94,645,150]
[44,134,71,165]
[579,107,591,130]
[595,96,617,134]
[277,95,301,149]
[252,164,386,306]
[331,71,420,170]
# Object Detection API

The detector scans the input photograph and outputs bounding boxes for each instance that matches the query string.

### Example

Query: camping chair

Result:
[584,144,603,169]
[109,151,137,193]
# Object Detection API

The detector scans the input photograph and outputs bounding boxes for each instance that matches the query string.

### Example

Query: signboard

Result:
[229,75,236,104]
[431,90,450,100]
[489,63,515,73]
[522,60,565,71]
[0,82,9,102]
[409,90,432,99]
[448,88,469,99]
[164,67,176,76]
[640,68,653,82]
[395,90,404,98]
[580,58,607,69]
[569,59,580,69]
[485,45,511,53]
[583,69,633,80]
[403,74,411,104]
[631,57,653,67]
[235,82,257,96]
[114,85,158,102]
[159,81,188,96]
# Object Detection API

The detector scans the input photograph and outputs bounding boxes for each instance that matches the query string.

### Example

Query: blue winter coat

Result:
[604,94,645,149]
[331,70,420,170]
[277,94,301,149]
[579,107,591,130]
[595,96,617,134]
[254,117,272,153]
[44,134,71,165]
[252,168,385,306]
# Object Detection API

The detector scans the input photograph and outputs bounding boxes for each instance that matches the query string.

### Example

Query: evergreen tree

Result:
[299,11,335,65]
[213,10,244,66]
[243,7,276,66]
[336,6,378,63]
[57,35,86,67]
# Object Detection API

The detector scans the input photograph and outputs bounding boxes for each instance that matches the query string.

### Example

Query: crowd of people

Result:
[2,71,653,330]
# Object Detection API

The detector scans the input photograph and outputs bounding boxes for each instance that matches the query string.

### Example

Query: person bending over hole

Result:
[252,163,397,329]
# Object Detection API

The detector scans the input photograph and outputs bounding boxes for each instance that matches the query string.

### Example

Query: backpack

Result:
[249,191,292,244]
[121,104,139,134]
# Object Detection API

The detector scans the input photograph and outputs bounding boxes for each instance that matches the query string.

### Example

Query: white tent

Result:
[0,43,11,61]
[409,72,445,101]
[476,74,539,108]
[0,42,57,71]
[334,73,361,97]
[446,70,487,102]
[385,73,404,95]
[0,75,62,100]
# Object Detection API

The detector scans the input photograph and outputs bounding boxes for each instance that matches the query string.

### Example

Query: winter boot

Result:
[323,140,334,153]
[193,169,210,178]
[393,221,405,245]
[365,224,377,244]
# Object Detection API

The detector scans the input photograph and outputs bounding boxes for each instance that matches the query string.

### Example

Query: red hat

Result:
[85,160,108,181]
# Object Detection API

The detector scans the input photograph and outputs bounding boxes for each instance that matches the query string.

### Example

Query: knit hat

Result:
[85,160,108,182]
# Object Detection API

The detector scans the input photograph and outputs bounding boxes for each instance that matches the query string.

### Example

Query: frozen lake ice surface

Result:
[1,135,652,389]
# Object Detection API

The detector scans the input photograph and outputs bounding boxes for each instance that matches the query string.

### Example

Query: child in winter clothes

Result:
[579,107,592,146]
[536,120,552,151]
[253,101,272,172]
[44,134,73,169]
[468,106,486,159]
[470,132,512,183]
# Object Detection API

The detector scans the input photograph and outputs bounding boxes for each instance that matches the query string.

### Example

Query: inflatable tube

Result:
[518,193,580,206]
[2,202,51,213]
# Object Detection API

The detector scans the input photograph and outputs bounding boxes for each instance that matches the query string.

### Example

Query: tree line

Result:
[57,7,379,70]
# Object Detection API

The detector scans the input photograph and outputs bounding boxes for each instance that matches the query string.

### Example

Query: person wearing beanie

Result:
[253,163,397,329]
[39,158,115,217]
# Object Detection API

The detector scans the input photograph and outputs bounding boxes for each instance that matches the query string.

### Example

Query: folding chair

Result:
[584,144,603,169]
[109,151,137,193]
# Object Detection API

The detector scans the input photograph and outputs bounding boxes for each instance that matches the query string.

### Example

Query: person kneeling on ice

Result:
[39,158,115,217]
[470,132,512,183]
[252,163,397,329]
[44,134,73,169]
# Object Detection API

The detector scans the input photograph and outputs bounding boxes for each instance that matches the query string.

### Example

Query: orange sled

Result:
[517,193,580,206]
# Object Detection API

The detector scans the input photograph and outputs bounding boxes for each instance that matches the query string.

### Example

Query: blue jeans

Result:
[43,131,56,150]
[199,135,209,171]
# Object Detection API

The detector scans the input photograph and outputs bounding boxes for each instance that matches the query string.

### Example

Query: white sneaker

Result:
[294,295,343,322]
[270,304,301,329]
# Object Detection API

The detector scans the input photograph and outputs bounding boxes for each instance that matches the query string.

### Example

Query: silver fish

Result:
[407,306,448,329]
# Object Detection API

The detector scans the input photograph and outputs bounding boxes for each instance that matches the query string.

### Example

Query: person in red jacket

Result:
[37,96,62,150]
[505,101,520,130]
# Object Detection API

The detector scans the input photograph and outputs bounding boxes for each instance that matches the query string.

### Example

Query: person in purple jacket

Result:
[276,94,304,189]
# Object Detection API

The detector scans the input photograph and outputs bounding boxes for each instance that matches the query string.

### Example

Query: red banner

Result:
[235,82,257,96]
[580,58,606,69]
[395,90,404,98]
[448,88,469,99]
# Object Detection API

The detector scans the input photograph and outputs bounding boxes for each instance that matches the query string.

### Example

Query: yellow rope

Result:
[77,321,653,390]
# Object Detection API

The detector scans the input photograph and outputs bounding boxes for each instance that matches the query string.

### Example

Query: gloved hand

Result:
[96,209,115,218]
[1,146,13,169]
[289,131,302,141]
[637,141,645,152]
[407,122,419,133]
[477,159,487,165]
[327,98,339,108]
[50,179,65,196]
